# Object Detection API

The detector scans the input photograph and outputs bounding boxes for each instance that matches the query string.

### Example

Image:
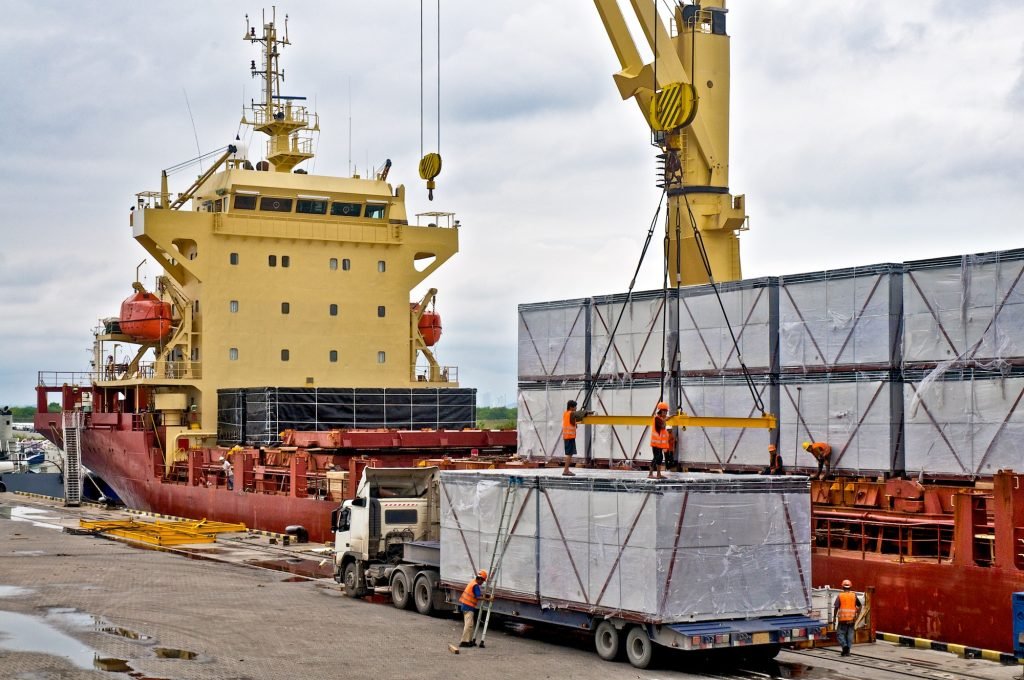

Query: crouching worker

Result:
[457,569,488,649]
[761,443,785,475]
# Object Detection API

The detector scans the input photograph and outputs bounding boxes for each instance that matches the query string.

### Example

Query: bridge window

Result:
[377,306,386,318]
[229,348,238,361]
[268,255,277,267]
[342,259,351,271]
[296,199,327,215]
[281,302,290,314]
[282,255,290,268]
[366,203,386,220]
[329,350,338,363]
[377,260,386,273]
[329,304,338,316]
[281,349,290,362]
[229,300,239,313]
[233,195,257,210]
[377,351,386,364]
[229,252,239,265]
[260,197,293,212]
[331,202,362,217]
[329,258,338,270]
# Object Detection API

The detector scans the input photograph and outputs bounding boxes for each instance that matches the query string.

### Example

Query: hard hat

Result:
[841,579,852,589]
[218,456,225,461]
[802,441,812,450]
[656,401,669,411]
[478,569,488,580]
[768,444,777,452]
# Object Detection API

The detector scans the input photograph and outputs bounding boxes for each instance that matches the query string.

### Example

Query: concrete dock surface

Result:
[1,495,1020,679]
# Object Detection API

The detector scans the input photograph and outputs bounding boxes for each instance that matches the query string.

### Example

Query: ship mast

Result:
[242,9,318,172]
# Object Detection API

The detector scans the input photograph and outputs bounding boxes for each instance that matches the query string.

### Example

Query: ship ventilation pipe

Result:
[284,525,309,544]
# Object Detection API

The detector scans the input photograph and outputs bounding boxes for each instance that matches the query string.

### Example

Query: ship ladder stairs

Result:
[61,411,83,507]
[472,475,523,648]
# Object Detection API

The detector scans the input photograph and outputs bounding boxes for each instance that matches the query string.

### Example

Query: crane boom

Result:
[594,0,747,285]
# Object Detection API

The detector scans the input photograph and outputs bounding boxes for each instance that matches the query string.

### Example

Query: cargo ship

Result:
[513,1,1024,654]
[34,11,513,541]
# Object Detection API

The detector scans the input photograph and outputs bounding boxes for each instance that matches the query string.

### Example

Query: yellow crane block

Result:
[580,413,777,430]
[80,518,247,546]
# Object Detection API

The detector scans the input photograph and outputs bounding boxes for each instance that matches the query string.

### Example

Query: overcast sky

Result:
[1,1,1022,408]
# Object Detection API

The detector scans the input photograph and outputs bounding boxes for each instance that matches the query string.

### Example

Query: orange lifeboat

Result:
[119,290,172,342]
[418,311,442,346]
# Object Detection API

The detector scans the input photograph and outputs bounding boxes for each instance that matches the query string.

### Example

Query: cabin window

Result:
[229,300,239,313]
[281,302,290,314]
[329,258,338,270]
[193,300,200,314]
[281,349,290,361]
[377,260,386,273]
[331,202,362,217]
[214,199,223,212]
[296,199,327,215]
[233,195,257,210]
[269,255,277,267]
[342,259,351,271]
[365,204,386,220]
[377,306,386,318]
[229,252,239,265]
[229,348,239,361]
[329,350,338,363]
[191,347,200,361]
[282,255,290,268]
[329,304,338,316]
[384,509,418,525]
[377,351,386,364]
[260,197,293,212]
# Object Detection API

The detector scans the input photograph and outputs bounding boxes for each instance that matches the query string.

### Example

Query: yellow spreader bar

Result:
[80,518,247,547]
[580,413,777,429]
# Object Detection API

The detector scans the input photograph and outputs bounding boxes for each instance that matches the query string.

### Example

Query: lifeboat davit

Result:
[418,311,442,346]
[119,290,172,342]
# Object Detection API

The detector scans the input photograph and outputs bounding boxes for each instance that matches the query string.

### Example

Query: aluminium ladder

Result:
[472,475,522,648]
[61,411,82,507]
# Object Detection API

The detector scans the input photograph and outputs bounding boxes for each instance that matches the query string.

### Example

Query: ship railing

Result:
[132,361,202,380]
[414,364,458,383]
[250,104,310,128]
[266,134,313,158]
[814,515,954,564]
[37,371,101,388]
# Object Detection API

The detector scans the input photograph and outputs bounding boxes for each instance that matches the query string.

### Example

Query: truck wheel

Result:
[343,561,364,599]
[391,571,413,610]
[413,573,436,616]
[625,626,654,669]
[745,643,781,661]
[594,620,622,661]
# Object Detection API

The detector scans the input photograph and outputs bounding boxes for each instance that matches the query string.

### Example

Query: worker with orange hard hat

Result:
[761,443,785,476]
[561,399,592,477]
[452,569,488,651]
[832,578,862,656]
[649,401,671,480]
[802,441,832,480]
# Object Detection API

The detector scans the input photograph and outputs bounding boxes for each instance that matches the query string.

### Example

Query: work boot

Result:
[841,646,849,656]
[459,641,473,648]
[562,470,575,476]
[469,640,478,647]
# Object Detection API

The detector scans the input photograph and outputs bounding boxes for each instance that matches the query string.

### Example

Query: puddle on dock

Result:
[0,505,64,529]
[0,585,34,598]
[0,610,97,669]
[154,646,198,659]
[103,626,153,642]
[246,557,334,579]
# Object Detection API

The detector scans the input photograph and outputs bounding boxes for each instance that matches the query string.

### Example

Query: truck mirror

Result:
[351,497,366,507]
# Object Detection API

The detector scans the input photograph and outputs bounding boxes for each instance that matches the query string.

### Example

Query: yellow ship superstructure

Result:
[95,12,459,462]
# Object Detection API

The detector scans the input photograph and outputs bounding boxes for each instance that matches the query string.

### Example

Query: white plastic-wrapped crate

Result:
[678,278,777,374]
[903,249,1024,364]
[439,470,812,622]
[590,291,666,377]
[777,374,896,475]
[518,299,588,380]
[904,369,1024,477]
[779,264,901,371]
[677,377,772,469]
[517,384,581,460]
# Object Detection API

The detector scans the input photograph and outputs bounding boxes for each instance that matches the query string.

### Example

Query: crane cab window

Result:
[365,203,386,220]
[331,202,362,217]
[260,197,293,212]
[233,195,257,210]
[297,199,327,215]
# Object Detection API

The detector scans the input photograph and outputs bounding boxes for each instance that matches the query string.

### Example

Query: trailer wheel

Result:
[625,626,654,669]
[413,572,436,616]
[391,571,413,610]
[343,561,364,599]
[745,643,781,661]
[594,621,622,661]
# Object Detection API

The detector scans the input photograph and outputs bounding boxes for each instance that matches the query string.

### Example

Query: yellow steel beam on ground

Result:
[580,413,777,429]
[80,518,247,547]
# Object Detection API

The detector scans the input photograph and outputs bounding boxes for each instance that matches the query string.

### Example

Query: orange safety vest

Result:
[810,442,832,460]
[562,410,577,440]
[459,580,479,609]
[836,590,858,623]
[651,416,671,450]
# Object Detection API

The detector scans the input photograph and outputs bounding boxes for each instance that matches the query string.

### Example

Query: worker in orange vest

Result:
[649,402,671,480]
[452,569,488,651]
[832,579,862,656]
[561,399,592,477]
[761,443,785,476]
[802,441,832,480]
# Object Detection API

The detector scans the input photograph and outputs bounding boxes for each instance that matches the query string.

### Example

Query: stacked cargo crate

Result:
[518,247,1024,479]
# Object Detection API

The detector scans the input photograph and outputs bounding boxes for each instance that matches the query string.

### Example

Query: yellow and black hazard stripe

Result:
[649,82,698,131]
[876,631,1019,664]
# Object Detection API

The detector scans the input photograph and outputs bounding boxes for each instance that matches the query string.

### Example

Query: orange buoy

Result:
[418,311,442,346]
[119,290,172,342]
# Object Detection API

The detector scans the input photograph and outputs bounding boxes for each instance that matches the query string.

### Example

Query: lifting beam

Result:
[581,413,775,430]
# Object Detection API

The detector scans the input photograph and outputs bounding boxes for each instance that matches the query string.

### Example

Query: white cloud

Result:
[2,1,1023,409]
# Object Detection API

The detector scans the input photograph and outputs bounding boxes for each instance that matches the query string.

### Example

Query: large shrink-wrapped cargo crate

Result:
[518,299,589,381]
[779,264,902,372]
[903,368,1024,477]
[678,277,778,375]
[590,291,667,378]
[440,470,812,622]
[778,373,898,476]
[903,249,1024,365]
[676,376,773,470]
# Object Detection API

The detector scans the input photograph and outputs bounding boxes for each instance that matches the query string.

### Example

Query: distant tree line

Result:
[477,406,516,429]
[6,403,60,419]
